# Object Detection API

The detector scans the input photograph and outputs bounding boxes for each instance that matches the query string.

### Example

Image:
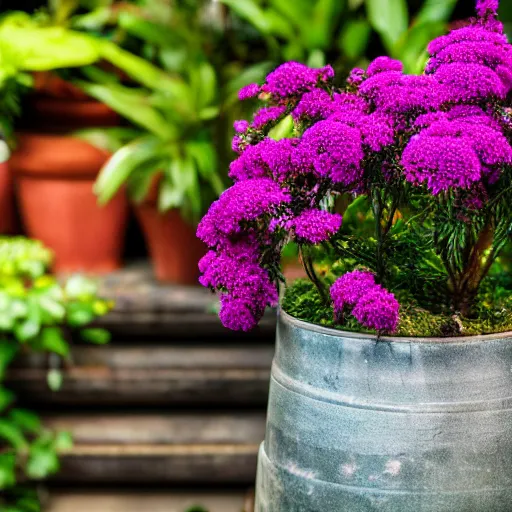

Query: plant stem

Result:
[299,245,329,305]
[453,222,495,316]
[372,190,385,283]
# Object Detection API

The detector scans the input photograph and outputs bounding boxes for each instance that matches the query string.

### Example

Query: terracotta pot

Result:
[10,133,128,274]
[134,177,205,285]
[0,162,17,234]
[24,72,119,131]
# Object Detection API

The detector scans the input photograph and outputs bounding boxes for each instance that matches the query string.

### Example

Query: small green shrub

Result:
[0,237,113,511]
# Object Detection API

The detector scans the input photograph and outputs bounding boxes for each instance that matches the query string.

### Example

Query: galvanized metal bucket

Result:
[255,310,512,511]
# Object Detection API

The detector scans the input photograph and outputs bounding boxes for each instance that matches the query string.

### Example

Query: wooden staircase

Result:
[8,264,275,511]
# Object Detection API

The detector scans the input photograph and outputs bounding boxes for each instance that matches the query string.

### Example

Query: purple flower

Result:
[428,26,507,57]
[426,41,512,76]
[252,106,287,129]
[261,138,314,183]
[262,62,334,99]
[234,120,250,133]
[330,271,376,312]
[367,57,404,77]
[329,110,394,151]
[300,120,364,186]
[292,209,342,244]
[231,135,244,154]
[219,296,259,332]
[401,133,482,194]
[347,68,366,86]
[435,62,506,102]
[196,178,291,247]
[292,89,336,121]
[229,139,274,181]
[239,83,260,100]
[423,120,512,168]
[199,238,279,331]
[476,0,499,17]
[352,287,400,332]
[331,271,400,332]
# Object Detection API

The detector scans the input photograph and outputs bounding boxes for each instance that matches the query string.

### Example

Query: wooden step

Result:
[45,413,266,485]
[46,490,252,512]
[92,263,276,337]
[9,343,273,406]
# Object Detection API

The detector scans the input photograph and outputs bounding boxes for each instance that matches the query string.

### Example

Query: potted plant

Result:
[197,1,512,509]
[0,236,112,510]
[0,8,174,273]
[88,6,225,284]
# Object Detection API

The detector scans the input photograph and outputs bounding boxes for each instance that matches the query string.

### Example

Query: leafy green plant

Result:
[219,0,460,74]
[0,6,179,140]
[83,3,227,221]
[0,237,113,511]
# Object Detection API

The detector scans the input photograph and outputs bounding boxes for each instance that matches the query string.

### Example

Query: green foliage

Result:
[0,238,112,510]
[283,279,512,337]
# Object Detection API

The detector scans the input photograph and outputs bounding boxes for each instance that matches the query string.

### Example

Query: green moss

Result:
[282,279,512,337]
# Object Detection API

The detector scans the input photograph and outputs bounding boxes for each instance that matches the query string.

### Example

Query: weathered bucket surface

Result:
[255,310,512,511]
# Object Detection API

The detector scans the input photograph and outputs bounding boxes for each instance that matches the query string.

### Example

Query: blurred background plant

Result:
[0,237,112,511]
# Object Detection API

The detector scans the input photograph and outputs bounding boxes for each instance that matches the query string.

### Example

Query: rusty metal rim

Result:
[279,309,512,345]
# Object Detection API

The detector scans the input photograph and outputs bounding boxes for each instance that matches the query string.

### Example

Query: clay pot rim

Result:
[10,132,111,180]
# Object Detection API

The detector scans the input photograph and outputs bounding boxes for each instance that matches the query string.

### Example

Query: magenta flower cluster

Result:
[330,271,400,333]
[198,0,512,332]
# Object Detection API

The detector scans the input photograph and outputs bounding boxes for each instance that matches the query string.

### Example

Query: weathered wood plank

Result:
[44,413,265,484]
[46,490,249,512]
[8,344,273,405]
[89,263,277,336]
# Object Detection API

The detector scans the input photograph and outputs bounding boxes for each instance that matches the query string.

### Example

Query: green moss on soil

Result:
[282,279,512,337]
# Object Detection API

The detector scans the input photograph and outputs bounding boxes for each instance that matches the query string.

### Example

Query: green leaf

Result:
[0,453,16,489]
[94,136,164,204]
[416,0,458,24]
[73,127,142,153]
[394,21,445,74]
[54,431,73,452]
[269,0,310,30]
[265,10,295,39]
[39,327,69,357]
[193,61,217,110]
[307,49,326,68]
[8,409,41,434]
[38,295,65,322]
[268,115,294,141]
[50,0,80,24]
[366,0,409,51]
[64,275,98,300]
[0,23,101,71]
[220,0,271,34]
[80,328,111,345]
[14,308,40,342]
[339,19,372,60]
[117,11,177,47]
[0,420,27,450]
[47,369,63,392]
[78,82,176,140]
[186,141,224,196]
[306,0,345,49]
[0,340,18,379]
[126,159,163,204]
[158,177,184,212]
[67,303,95,327]
[0,387,14,412]
[198,106,220,121]
[98,40,181,92]
[26,447,59,480]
